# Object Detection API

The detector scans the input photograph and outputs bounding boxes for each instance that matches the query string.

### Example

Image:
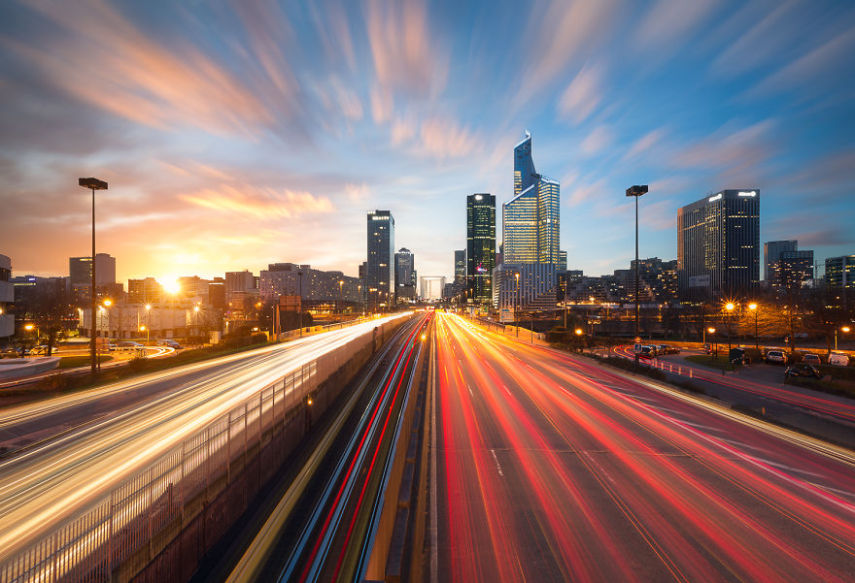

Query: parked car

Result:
[765,350,788,365]
[828,353,850,367]
[801,353,822,366]
[0,347,21,358]
[117,341,143,349]
[785,363,821,379]
[702,343,713,354]
[159,339,182,349]
[30,345,50,355]
[729,347,746,366]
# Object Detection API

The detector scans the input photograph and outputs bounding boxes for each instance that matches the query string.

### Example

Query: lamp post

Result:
[626,184,648,363]
[298,270,304,336]
[708,326,717,356]
[835,325,851,350]
[145,303,152,344]
[338,279,344,317]
[725,302,735,354]
[748,302,758,350]
[79,177,108,376]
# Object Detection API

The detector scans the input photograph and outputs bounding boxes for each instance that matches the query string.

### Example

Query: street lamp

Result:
[626,184,648,361]
[515,272,520,337]
[79,176,108,376]
[707,326,717,356]
[835,325,851,350]
[145,304,152,344]
[748,302,758,350]
[338,279,344,316]
[724,302,735,353]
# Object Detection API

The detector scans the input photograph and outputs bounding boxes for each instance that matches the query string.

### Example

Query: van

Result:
[828,353,850,367]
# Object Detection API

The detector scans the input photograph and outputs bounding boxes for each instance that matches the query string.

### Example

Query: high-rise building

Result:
[677,189,760,300]
[395,248,416,301]
[127,277,162,304]
[69,253,116,303]
[454,250,466,284]
[367,210,395,309]
[558,250,568,272]
[778,250,814,291]
[466,194,496,305]
[826,255,855,289]
[764,240,797,283]
[504,131,560,266]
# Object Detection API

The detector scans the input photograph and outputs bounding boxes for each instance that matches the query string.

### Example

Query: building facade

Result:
[366,210,395,309]
[466,194,496,306]
[776,250,814,292]
[677,189,760,300]
[69,253,116,303]
[826,255,855,289]
[764,240,797,283]
[454,250,466,284]
[0,255,12,341]
[419,276,446,302]
[394,248,416,302]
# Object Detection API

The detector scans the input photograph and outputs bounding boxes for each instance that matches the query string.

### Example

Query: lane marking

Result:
[429,330,439,583]
[489,449,505,477]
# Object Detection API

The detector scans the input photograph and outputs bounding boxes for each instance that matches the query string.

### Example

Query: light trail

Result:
[435,312,855,582]
[0,314,409,566]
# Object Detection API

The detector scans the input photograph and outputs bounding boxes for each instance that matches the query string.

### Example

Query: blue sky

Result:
[1,0,854,284]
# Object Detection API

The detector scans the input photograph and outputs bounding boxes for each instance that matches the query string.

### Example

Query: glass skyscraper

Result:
[677,189,760,300]
[466,193,496,306]
[503,131,560,266]
[366,210,394,309]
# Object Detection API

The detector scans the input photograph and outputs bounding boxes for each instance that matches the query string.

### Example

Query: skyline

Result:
[2,1,855,284]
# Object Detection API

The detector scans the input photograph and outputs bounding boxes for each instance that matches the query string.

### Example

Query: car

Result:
[828,353,850,367]
[159,339,182,349]
[702,343,713,354]
[118,341,143,349]
[729,347,746,366]
[0,347,21,358]
[30,345,50,355]
[801,353,821,366]
[765,350,788,365]
[785,363,821,379]
[658,344,680,355]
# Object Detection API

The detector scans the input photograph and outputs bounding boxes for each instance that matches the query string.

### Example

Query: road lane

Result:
[0,314,408,564]
[434,313,855,582]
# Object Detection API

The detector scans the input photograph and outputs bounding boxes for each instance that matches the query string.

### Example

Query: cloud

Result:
[636,0,720,55]
[517,0,619,105]
[8,0,277,137]
[329,77,364,121]
[672,120,776,173]
[391,116,417,145]
[745,27,855,99]
[180,185,334,219]
[622,128,666,161]
[579,126,614,156]
[565,177,609,207]
[416,116,482,159]
[370,85,394,123]
[557,64,604,124]
[365,0,447,97]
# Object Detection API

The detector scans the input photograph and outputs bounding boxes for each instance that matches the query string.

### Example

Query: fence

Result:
[0,316,405,583]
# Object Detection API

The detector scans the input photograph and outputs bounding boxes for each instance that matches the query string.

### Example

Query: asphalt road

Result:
[0,315,408,568]
[433,312,855,582]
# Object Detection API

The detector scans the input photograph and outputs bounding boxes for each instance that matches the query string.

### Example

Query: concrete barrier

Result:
[0,357,60,381]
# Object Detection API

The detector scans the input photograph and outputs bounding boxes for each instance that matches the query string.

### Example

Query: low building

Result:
[0,255,13,341]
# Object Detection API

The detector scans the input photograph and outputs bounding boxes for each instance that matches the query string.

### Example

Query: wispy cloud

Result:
[557,64,604,124]
[580,125,614,156]
[181,185,334,219]
[414,116,482,159]
[622,128,666,161]
[636,0,720,56]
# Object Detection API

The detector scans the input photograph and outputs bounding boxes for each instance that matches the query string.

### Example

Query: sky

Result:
[1,0,854,285]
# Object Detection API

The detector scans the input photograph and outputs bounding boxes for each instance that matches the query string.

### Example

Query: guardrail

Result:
[0,315,408,583]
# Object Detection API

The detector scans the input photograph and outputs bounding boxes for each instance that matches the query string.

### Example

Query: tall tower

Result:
[367,210,395,309]
[394,248,416,301]
[467,194,496,305]
[677,189,760,300]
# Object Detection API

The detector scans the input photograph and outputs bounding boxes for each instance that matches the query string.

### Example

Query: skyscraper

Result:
[366,210,395,309]
[677,189,760,300]
[503,131,560,265]
[825,255,855,289]
[394,248,416,301]
[466,194,496,305]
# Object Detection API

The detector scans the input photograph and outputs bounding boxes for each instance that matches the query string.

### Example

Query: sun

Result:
[161,278,181,295]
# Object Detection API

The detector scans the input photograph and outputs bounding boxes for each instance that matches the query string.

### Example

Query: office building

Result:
[677,189,760,300]
[558,251,568,272]
[259,263,361,305]
[69,253,116,303]
[764,240,797,283]
[454,250,466,284]
[419,276,446,302]
[776,250,814,292]
[366,210,395,309]
[466,194,496,305]
[128,277,162,305]
[826,255,855,289]
[395,248,416,301]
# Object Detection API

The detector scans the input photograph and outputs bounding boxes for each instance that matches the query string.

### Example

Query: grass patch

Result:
[685,354,733,371]
[59,355,113,369]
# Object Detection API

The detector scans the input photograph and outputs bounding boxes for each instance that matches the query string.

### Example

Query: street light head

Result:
[748,303,757,311]
[194,305,200,312]
[24,323,34,331]
[708,327,716,334]
[625,185,648,197]
[145,304,152,310]
[843,326,851,333]
[103,299,112,307]
[574,328,583,336]
[78,177,108,190]
[725,302,735,312]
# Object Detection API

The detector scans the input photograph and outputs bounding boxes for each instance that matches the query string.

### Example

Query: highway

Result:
[0,314,408,568]
[433,312,855,581]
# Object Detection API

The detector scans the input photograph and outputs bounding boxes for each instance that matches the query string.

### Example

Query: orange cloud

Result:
[180,185,334,219]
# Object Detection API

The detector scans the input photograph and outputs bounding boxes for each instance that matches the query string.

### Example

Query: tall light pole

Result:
[515,272,520,338]
[338,279,344,316]
[836,325,851,350]
[748,302,758,350]
[626,185,648,363]
[725,302,735,353]
[79,177,108,376]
